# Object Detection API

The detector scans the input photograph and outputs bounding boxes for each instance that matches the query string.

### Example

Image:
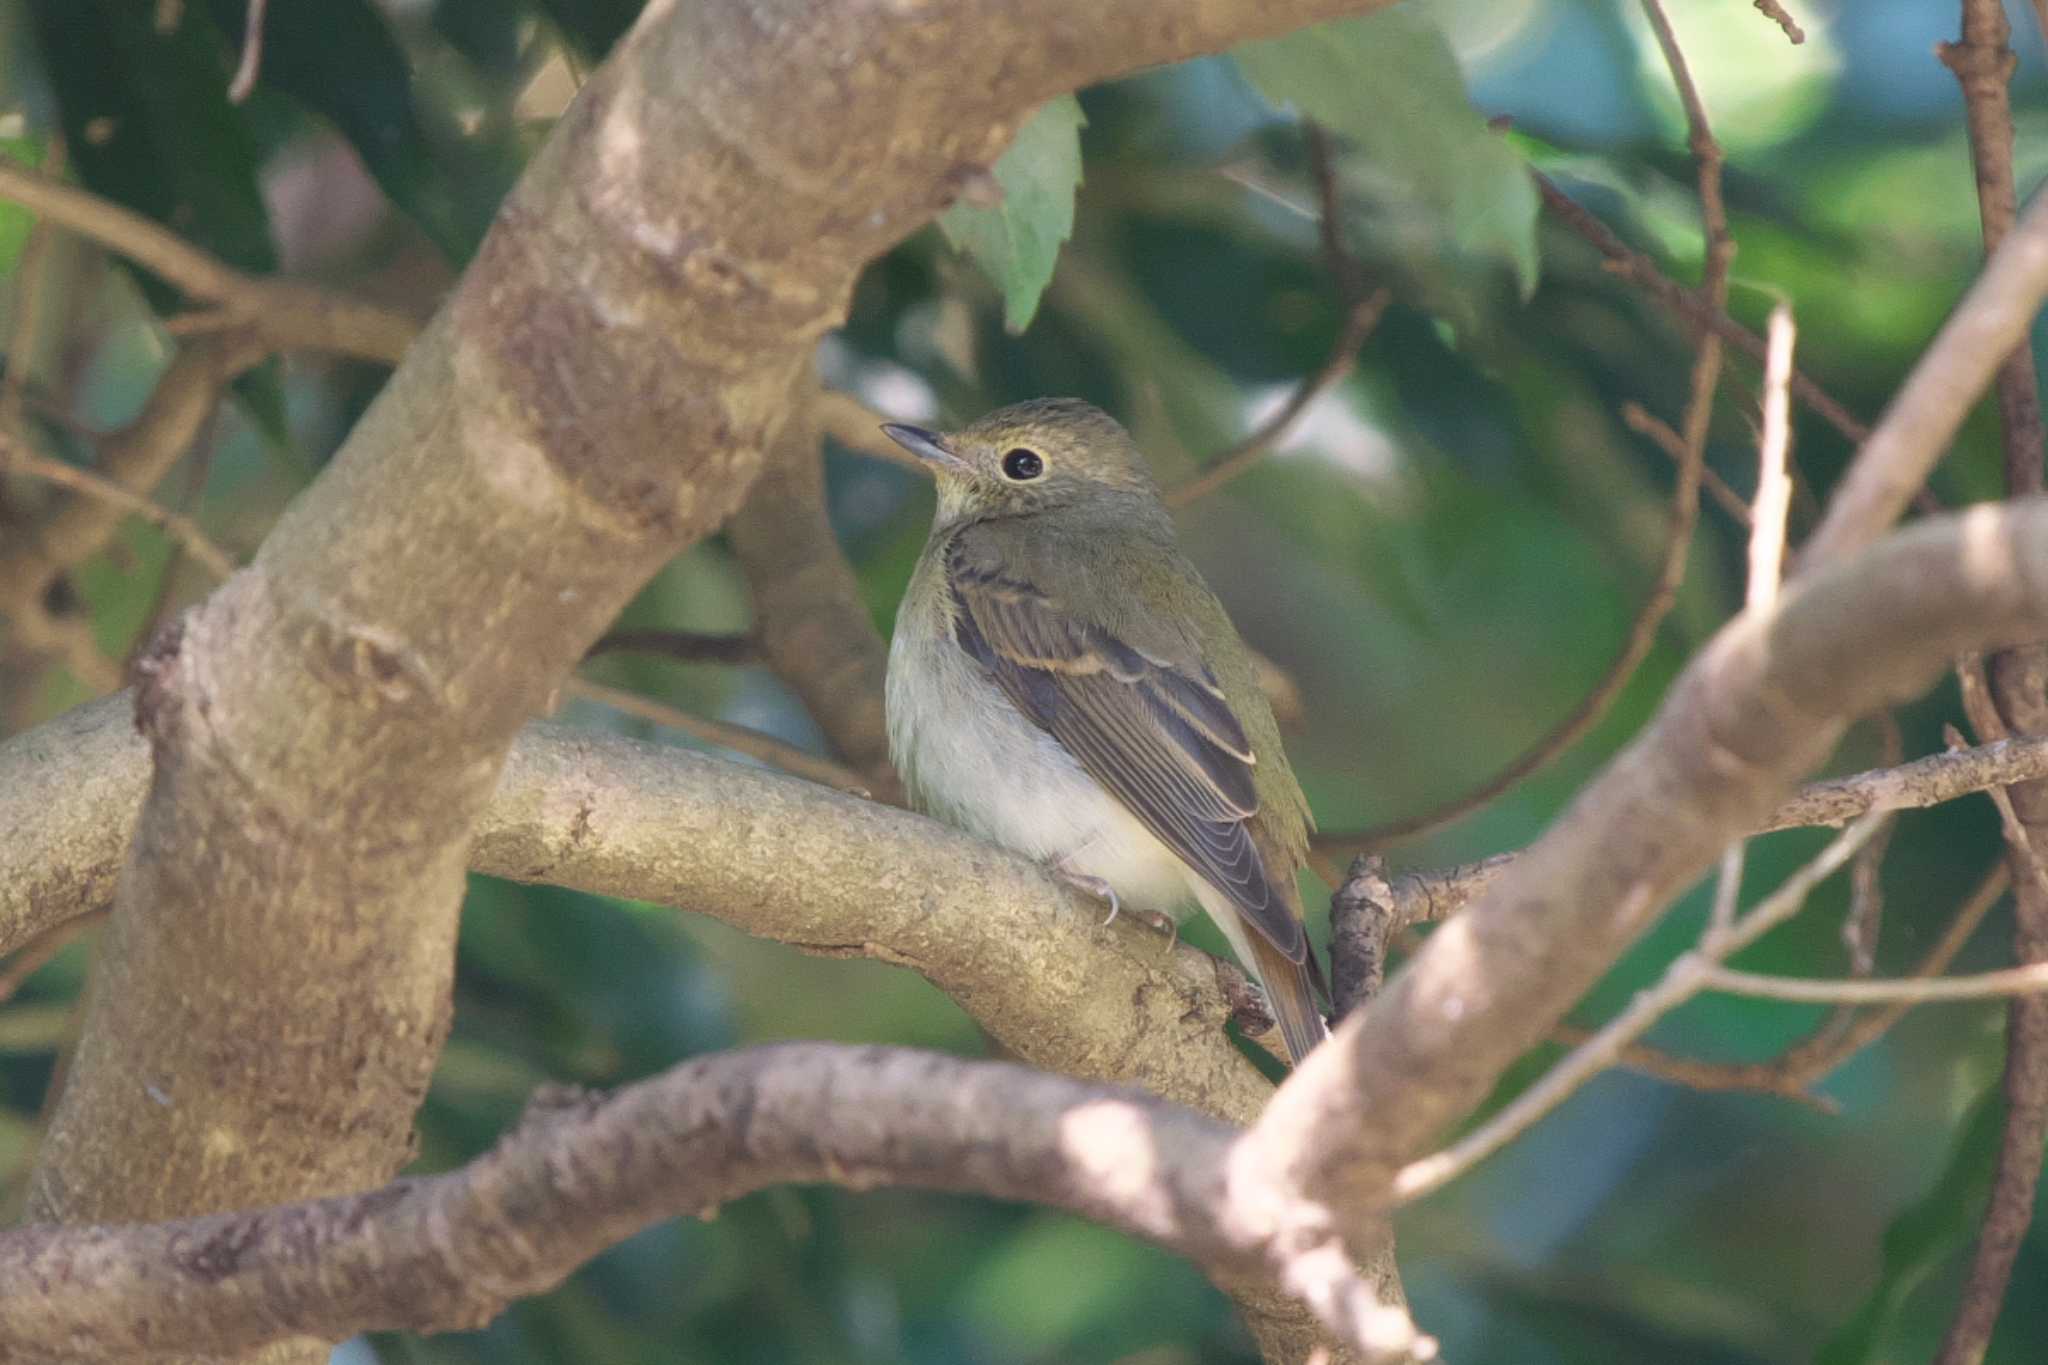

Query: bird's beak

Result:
[880,423,971,477]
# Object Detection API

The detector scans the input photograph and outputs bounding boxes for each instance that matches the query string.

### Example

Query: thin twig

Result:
[1702,960,2048,1004]
[816,389,931,472]
[560,676,871,796]
[1321,12,1732,855]
[1534,173,1870,446]
[0,159,418,366]
[0,909,105,1008]
[0,434,236,581]
[1166,289,1389,507]
[227,0,271,103]
[1708,845,1745,937]
[1392,813,1891,1204]
[1567,861,2009,1105]
[1752,0,1806,45]
[1169,124,1390,507]
[1748,305,1795,610]
[585,629,761,667]
[0,143,64,439]
[1317,403,1706,852]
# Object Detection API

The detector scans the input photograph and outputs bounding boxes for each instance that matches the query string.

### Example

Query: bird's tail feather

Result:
[1248,934,1329,1067]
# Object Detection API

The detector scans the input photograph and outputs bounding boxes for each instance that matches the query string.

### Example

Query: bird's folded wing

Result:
[944,533,1305,963]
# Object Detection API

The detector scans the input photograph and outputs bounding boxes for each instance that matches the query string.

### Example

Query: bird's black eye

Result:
[1001,447,1044,481]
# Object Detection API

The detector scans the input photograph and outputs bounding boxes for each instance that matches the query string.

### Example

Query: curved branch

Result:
[0,1044,1431,1363]
[1250,498,2048,1219]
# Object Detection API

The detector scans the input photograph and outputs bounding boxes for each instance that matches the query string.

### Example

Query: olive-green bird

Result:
[882,398,1328,1064]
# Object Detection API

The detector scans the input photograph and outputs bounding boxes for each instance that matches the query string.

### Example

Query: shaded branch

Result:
[725,374,903,802]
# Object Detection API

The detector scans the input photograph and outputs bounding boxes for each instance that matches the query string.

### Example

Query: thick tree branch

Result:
[0,1044,1431,1363]
[1248,498,2048,1225]
[16,6,1415,1363]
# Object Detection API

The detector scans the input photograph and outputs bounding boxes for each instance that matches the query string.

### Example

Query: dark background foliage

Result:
[2,0,2045,1360]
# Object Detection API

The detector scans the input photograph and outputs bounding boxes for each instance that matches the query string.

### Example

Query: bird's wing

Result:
[943,528,1305,962]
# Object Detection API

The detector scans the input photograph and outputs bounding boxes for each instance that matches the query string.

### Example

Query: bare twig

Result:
[0,908,104,1008]
[1166,288,1389,507]
[1321,12,1732,856]
[585,629,761,667]
[1702,960,2048,1003]
[817,389,931,471]
[1752,0,1806,45]
[227,0,271,103]
[560,676,871,797]
[0,434,236,581]
[726,377,903,802]
[1390,813,1891,1203]
[1749,305,1795,610]
[0,159,419,365]
[1169,123,1390,507]
[0,338,260,608]
[0,143,64,439]
[1317,399,1706,852]
[1534,174,1870,446]
[1708,844,1745,937]
[1339,736,2048,940]
[1562,860,2009,1105]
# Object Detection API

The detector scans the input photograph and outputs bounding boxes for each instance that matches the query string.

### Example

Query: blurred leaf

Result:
[0,136,47,276]
[535,0,647,61]
[1817,1086,2003,1365]
[432,0,544,76]
[29,0,276,278]
[939,95,1085,334]
[1231,11,1540,307]
[206,0,504,262]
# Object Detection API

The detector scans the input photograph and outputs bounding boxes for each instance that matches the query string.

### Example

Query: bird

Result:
[881,397,1328,1065]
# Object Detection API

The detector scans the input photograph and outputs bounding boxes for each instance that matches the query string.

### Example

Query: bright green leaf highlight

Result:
[940,95,1085,333]
[0,137,45,279]
[1232,11,1540,300]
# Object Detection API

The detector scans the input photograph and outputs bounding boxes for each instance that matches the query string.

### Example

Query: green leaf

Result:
[0,137,47,278]
[1816,1085,2004,1365]
[206,0,513,263]
[939,95,1085,334]
[29,0,277,279]
[1232,11,1540,305]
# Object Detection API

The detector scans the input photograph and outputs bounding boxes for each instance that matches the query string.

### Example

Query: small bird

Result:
[882,398,1328,1065]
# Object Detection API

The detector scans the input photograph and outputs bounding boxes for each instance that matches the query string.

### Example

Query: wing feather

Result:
[946,535,1304,962]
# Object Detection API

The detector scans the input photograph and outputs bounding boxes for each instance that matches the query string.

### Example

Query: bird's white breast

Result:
[886,625,1196,917]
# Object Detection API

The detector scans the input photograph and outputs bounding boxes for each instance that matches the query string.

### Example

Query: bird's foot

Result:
[1053,868,1122,926]
[1136,910,1180,951]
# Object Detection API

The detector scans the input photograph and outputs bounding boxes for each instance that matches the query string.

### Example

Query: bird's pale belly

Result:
[887,633,1197,917]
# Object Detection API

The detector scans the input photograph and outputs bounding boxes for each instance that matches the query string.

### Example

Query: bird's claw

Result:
[1053,868,1121,925]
